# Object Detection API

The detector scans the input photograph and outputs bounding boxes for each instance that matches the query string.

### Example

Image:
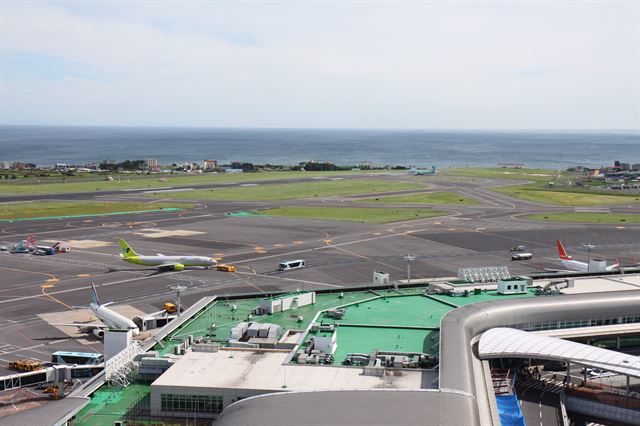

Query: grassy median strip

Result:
[0,171,371,195]
[525,213,640,223]
[494,186,640,206]
[256,206,447,223]
[148,179,424,201]
[357,191,477,205]
[440,167,572,182]
[0,201,194,220]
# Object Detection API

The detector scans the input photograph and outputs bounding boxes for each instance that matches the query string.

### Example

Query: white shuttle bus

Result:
[278,259,305,271]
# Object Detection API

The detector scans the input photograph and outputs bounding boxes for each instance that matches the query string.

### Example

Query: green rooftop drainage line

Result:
[423,294,459,308]
[0,208,184,222]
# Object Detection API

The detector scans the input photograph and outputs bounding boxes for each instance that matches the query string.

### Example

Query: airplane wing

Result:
[538,262,573,273]
[51,322,105,329]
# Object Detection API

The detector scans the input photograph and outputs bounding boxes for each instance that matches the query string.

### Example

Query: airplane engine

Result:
[173,264,185,271]
[93,329,105,339]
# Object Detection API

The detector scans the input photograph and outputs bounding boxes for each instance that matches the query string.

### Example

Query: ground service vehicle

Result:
[51,351,104,366]
[278,259,305,271]
[9,359,43,372]
[511,253,533,261]
[217,264,237,272]
[510,245,526,252]
[543,360,566,371]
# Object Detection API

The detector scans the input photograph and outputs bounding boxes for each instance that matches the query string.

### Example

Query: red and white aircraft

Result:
[36,241,70,254]
[552,240,620,273]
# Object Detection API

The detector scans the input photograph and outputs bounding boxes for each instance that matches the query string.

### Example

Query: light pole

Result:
[403,254,416,284]
[169,284,187,316]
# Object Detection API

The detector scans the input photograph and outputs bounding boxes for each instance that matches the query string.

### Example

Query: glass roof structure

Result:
[479,327,640,378]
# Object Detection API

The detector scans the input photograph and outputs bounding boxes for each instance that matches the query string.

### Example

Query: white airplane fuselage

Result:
[560,259,590,272]
[125,255,215,268]
[91,302,139,335]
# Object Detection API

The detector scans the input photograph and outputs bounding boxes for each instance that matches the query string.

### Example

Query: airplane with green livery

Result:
[119,239,216,271]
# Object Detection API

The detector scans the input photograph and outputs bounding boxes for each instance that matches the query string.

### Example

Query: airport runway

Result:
[0,173,639,375]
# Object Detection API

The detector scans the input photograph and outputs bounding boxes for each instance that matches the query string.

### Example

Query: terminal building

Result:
[3,271,640,425]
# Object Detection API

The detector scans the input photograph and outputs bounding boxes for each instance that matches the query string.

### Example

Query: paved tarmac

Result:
[0,172,638,375]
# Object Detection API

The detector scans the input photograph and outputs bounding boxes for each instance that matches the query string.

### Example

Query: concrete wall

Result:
[260,292,315,314]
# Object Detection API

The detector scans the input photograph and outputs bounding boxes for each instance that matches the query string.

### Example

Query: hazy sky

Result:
[1,1,639,129]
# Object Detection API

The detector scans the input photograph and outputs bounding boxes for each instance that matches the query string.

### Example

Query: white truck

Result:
[511,253,533,261]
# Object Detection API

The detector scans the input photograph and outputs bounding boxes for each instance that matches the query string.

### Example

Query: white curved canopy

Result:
[479,327,640,378]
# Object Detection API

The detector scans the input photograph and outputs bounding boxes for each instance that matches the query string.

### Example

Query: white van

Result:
[511,253,533,261]
[278,260,305,271]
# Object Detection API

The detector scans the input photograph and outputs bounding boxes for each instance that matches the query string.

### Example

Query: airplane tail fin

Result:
[90,282,100,306]
[605,258,624,273]
[557,240,572,260]
[119,239,138,258]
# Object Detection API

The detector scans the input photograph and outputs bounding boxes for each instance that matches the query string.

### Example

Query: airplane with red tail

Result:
[547,240,620,273]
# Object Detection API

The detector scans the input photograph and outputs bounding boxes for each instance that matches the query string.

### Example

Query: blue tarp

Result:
[495,394,526,426]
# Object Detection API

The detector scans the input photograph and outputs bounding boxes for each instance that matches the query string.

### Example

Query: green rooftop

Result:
[325,294,451,328]
[332,326,437,364]
[153,286,535,359]
[81,284,536,422]
[73,384,148,426]
[152,289,387,356]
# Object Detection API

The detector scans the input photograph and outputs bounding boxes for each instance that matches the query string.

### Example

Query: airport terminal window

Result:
[621,337,640,348]
[622,315,640,324]
[510,315,636,333]
[161,394,223,414]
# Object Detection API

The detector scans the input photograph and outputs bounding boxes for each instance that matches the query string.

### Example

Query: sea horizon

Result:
[1,125,638,169]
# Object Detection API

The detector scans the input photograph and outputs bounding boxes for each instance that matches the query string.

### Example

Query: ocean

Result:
[0,126,638,169]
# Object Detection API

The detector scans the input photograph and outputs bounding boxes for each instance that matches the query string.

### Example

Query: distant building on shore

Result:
[202,159,217,171]
[146,158,159,168]
[11,162,25,170]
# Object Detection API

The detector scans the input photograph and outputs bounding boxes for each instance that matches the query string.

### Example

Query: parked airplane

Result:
[551,240,620,273]
[36,241,69,254]
[408,166,437,175]
[119,239,216,271]
[54,283,139,338]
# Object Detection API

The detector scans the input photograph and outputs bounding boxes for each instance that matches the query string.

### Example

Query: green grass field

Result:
[357,191,477,205]
[440,167,571,182]
[256,206,447,223]
[0,171,372,195]
[494,186,640,206]
[525,213,640,223]
[147,179,424,201]
[0,201,193,220]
